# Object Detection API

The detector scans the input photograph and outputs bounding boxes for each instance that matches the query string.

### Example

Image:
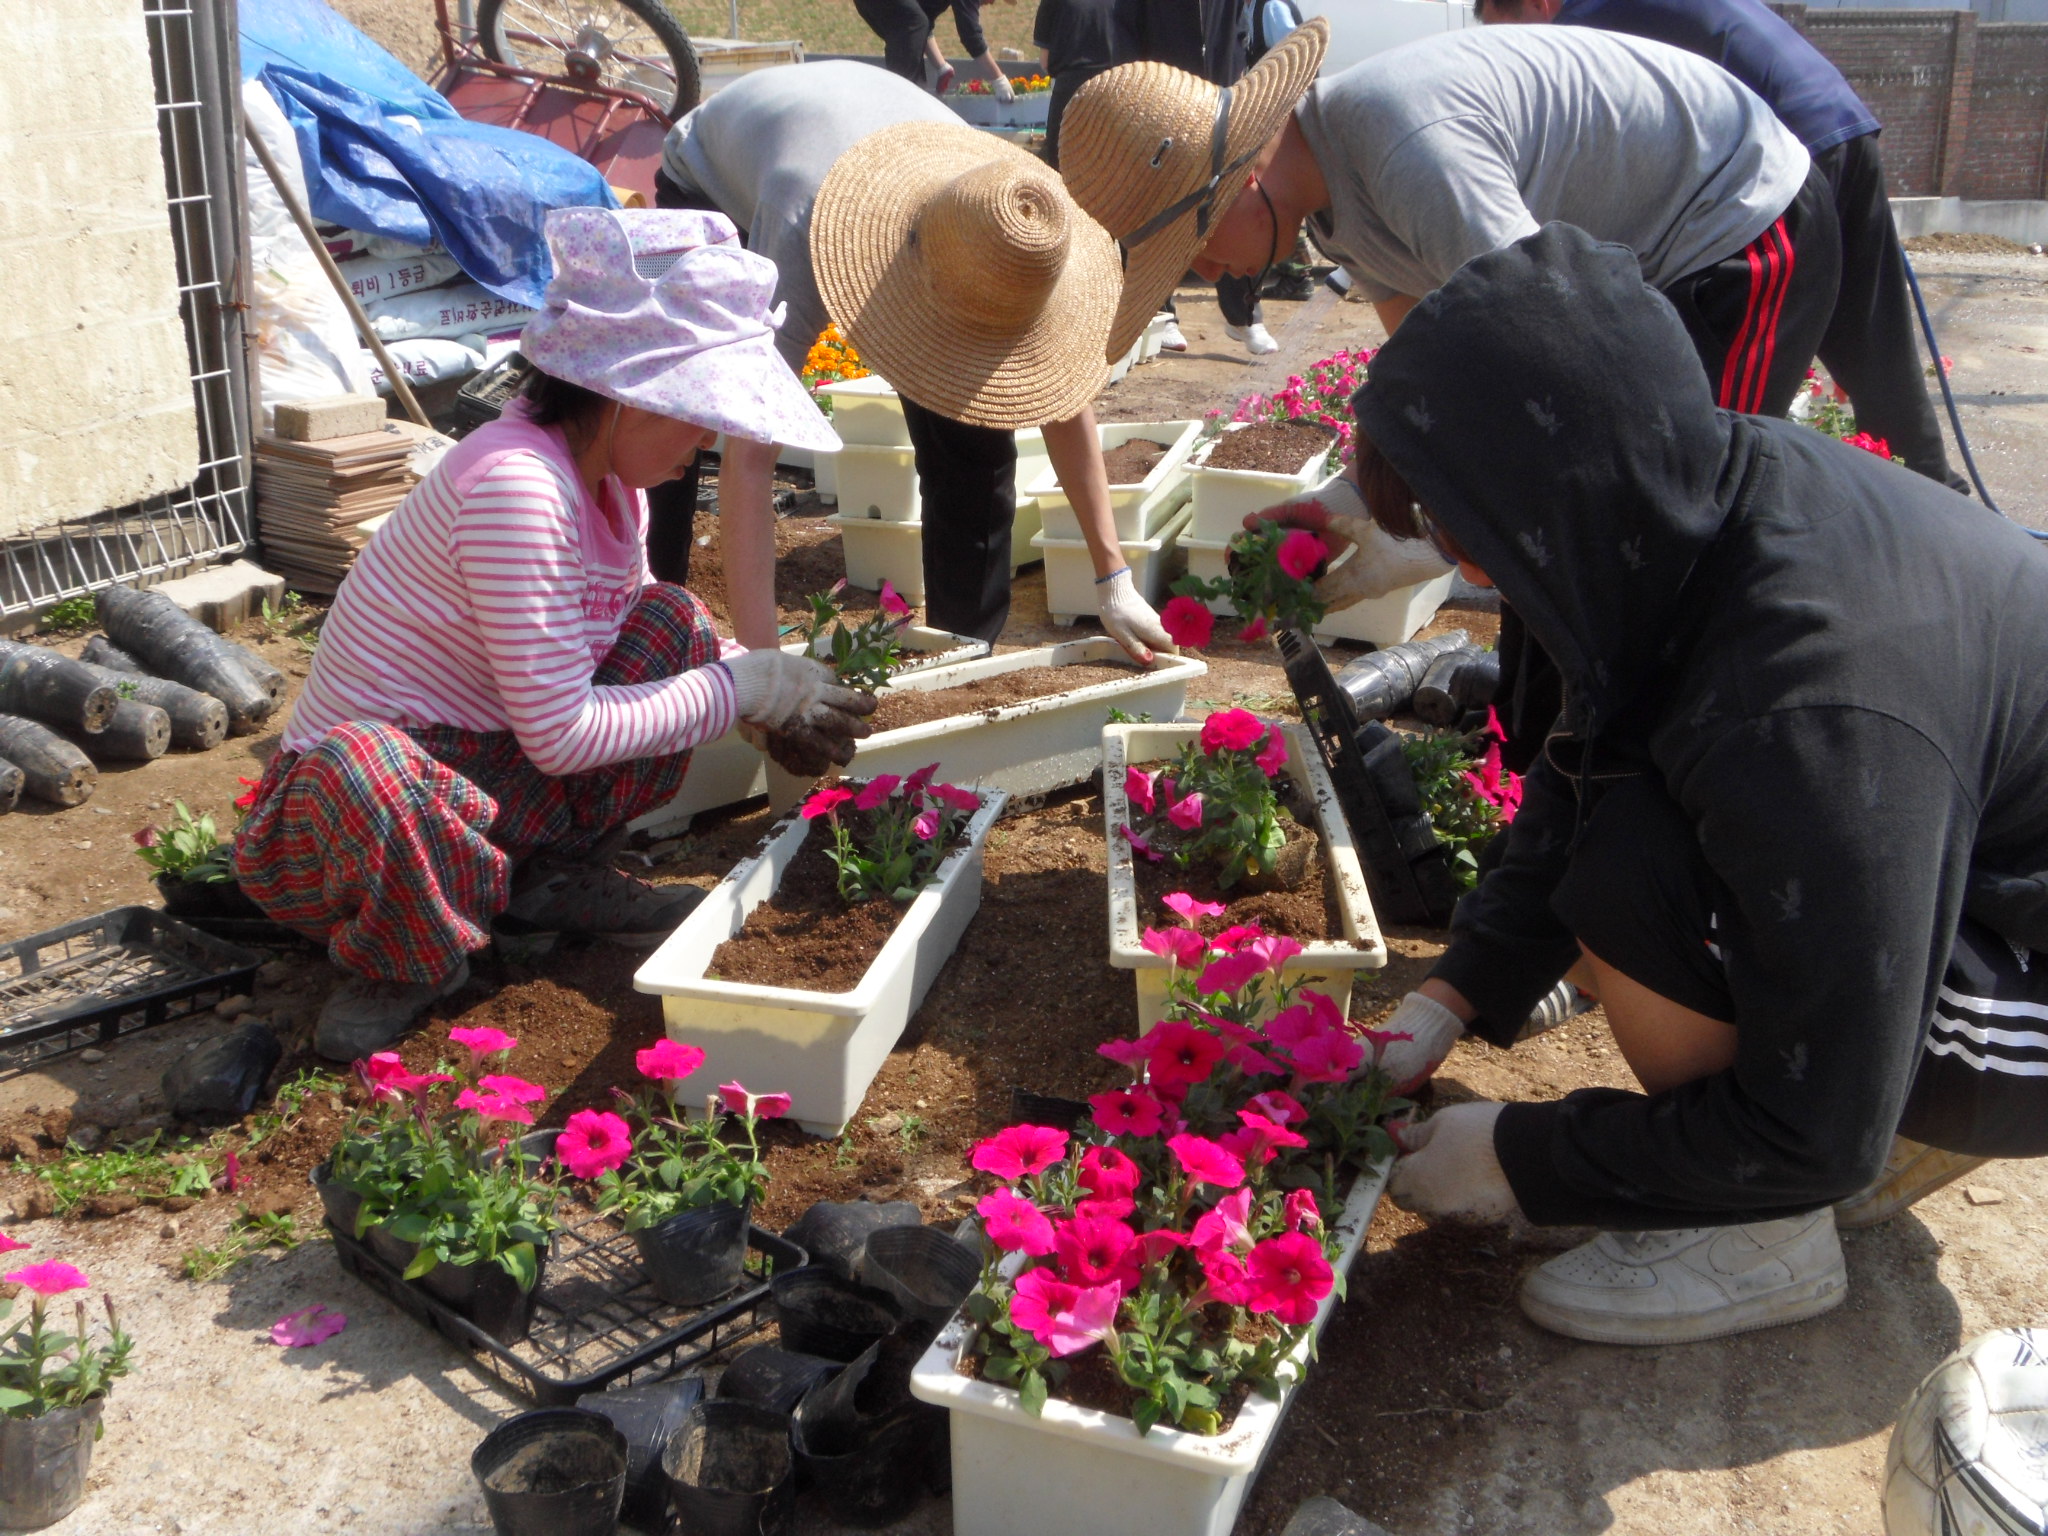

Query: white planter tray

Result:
[1027,420,1200,542]
[627,626,993,837]
[1035,502,1192,625]
[819,374,909,447]
[837,443,918,522]
[634,787,1008,1137]
[844,637,1207,800]
[1102,721,1385,1031]
[831,511,926,603]
[1185,423,1334,544]
[1180,536,1454,649]
[910,1158,1392,1536]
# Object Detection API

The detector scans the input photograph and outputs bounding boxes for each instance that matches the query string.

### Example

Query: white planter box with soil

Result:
[909,1157,1392,1536]
[1184,423,1334,543]
[1102,721,1385,1031]
[1027,420,1200,542]
[835,442,919,522]
[635,788,1008,1137]
[1181,536,1454,649]
[1035,502,1192,625]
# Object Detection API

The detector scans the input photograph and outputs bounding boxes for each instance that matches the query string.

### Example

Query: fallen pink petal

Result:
[271,1305,348,1348]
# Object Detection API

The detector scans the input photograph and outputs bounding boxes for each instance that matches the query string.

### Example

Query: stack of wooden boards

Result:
[254,394,423,593]
[0,587,282,814]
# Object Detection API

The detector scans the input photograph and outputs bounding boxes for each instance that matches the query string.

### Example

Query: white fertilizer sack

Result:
[365,281,534,343]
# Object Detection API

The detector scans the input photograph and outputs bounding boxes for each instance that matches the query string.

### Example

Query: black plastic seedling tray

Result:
[0,907,264,1070]
[1275,626,1460,926]
[330,1209,805,1405]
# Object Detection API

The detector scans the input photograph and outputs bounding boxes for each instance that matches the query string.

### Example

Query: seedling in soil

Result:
[38,595,98,632]
[801,579,911,693]
[131,800,233,884]
[181,1207,299,1282]
[38,1134,217,1216]
[832,1134,859,1170]
[244,1069,344,1151]
[1105,707,1154,725]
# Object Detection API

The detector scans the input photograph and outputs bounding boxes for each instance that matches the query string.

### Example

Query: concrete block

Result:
[272,395,388,442]
[149,560,288,632]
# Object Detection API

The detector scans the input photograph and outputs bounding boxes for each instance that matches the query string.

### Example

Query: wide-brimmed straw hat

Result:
[522,207,840,453]
[811,121,1121,429]
[1059,19,1329,363]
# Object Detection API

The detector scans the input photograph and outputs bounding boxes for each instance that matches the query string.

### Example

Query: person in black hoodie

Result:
[1358,225,2048,1345]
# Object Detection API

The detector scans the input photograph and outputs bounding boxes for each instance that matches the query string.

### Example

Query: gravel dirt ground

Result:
[2,258,2045,1536]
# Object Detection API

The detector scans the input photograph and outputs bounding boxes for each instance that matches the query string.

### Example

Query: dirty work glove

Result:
[1387,1102,1519,1222]
[991,71,1016,103]
[723,649,875,755]
[1370,991,1466,1094]
[1246,473,1452,613]
[1096,567,1175,665]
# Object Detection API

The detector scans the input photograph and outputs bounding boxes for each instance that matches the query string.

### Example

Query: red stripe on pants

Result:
[1718,217,1794,413]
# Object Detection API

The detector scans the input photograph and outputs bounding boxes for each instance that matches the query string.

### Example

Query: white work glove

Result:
[1369,991,1467,1094]
[723,649,875,771]
[991,71,1016,103]
[1387,1102,1520,1222]
[1246,473,1452,613]
[1096,567,1175,666]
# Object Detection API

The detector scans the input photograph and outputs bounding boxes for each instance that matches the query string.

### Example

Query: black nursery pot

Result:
[630,1200,750,1308]
[0,1399,104,1530]
[153,871,267,922]
[793,1400,945,1528]
[782,1198,922,1279]
[308,1161,362,1240]
[717,1345,843,1416]
[661,1399,796,1536]
[768,1267,903,1362]
[574,1376,704,1531]
[861,1225,980,1331]
[470,1408,627,1536]
[418,1255,543,1346]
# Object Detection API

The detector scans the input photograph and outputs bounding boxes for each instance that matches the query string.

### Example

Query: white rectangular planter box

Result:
[1103,721,1385,1031]
[832,510,926,603]
[837,443,919,522]
[845,637,1207,799]
[1028,419,1200,542]
[911,1158,1392,1536]
[819,375,909,447]
[1010,499,1043,572]
[635,787,1008,1137]
[1185,423,1334,544]
[1309,570,1454,647]
[1140,311,1173,363]
[1013,427,1050,498]
[1035,502,1192,625]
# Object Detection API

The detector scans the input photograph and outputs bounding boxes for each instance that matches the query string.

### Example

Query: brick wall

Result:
[1772,5,2048,199]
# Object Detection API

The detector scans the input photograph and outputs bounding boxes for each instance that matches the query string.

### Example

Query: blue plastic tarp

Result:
[240,0,616,309]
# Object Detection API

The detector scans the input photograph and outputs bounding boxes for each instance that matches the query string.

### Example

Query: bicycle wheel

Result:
[475,0,702,119]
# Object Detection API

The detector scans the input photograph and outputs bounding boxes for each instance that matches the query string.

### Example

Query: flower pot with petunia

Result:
[585,1041,789,1307]
[0,1247,135,1531]
[636,770,1007,1136]
[1102,714,1385,1031]
[910,926,1403,1536]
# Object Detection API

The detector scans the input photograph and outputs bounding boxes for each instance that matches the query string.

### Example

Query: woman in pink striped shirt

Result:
[234,210,872,1060]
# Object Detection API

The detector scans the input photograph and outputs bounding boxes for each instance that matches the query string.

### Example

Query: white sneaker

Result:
[1226,321,1279,356]
[1518,1208,1847,1345]
[1158,319,1188,352]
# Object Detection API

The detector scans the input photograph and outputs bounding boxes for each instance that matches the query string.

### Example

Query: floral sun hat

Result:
[521,207,840,454]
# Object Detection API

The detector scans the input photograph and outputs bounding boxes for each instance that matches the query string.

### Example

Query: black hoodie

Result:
[1356,225,2048,1228]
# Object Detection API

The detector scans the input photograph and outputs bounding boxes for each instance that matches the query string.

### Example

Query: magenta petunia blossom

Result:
[751,1091,792,1120]
[1123,767,1156,817]
[1210,922,1265,953]
[1226,1043,1286,1077]
[719,1081,788,1119]
[1198,1246,1255,1306]
[1247,934,1304,975]
[360,1053,453,1102]
[1196,949,1266,997]
[978,1188,1056,1255]
[934,783,982,814]
[1191,1187,1253,1255]
[478,1074,547,1104]
[1277,529,1329,581]
[1199,708,1264,755]
[1054,1214,1142,1291]
[1095,1036,1152,1071]
[635,1039,705,1083]
[970,1124,1069,1181]
[1158,594,1214,650]
[1248,1089,1308,1127]
[854,774,902,812]
[878,579,912,617]
[1254,733,1289,778]
[801,785,853,820]
[1167,1134,1245,1190]
[456,1088,536,1126]
[1088,1086,1166,1138]
[1135,1227,1190,1266]
[0,1232,26,1256]
[556,1109,633,1180]
[1010,1268,1121,1357]
[1238,615,1269,643]
[1145,1020,1229,1092]
[1078,1145,1141,1204]
[1162,891,1226,925]
[1283,1188,1323,1233]
[1286,1029,1364,1083]
[1075,1196,1137,1222]
[1140,925,1207,970]
[448,1026,517,1061]
[913,807,941,840]
[1236,1108,1309,1157]
[1120,824,1162,863]
[6,1261,88,1299]
[1165,792,1204,832]
[271,1304,348,1348]
[1246,1231,1334,1324]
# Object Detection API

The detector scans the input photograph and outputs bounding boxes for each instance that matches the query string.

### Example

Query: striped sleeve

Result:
[450,456,736,774]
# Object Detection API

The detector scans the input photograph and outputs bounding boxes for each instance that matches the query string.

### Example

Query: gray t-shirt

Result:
[661,62,958,371]
[1295,27,1809,303]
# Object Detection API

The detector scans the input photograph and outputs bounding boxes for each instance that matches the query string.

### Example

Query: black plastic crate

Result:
[0,907,263,1070]
[1275,626,1459,926]
[450,352,532,438]
[330,1209,805,1405]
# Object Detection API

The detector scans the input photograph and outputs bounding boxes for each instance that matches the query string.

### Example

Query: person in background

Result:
[1034,0,1116,169]
[236,210,873,1060]
[1473,0,1962,491]
[855,0,1016,100]
[658,62,1174,656]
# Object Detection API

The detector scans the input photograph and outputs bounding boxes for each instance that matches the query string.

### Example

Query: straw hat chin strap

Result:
[1122,85,1254,251]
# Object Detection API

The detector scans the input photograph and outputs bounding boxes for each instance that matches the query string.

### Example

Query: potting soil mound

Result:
[1100,438,1173,484]
[1904,231,2034,256]
[710,833,920,993]
[1203,421,1336,474]
[1129,778,1340,941]
[868,661,1146,733]
[483,1434,623,1494]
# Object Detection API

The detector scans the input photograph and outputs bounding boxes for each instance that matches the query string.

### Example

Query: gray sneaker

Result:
[315,958,472,1062]
[505,856,704,947]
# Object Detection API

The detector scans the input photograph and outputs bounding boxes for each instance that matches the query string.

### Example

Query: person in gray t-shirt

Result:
[656,62,1173,662]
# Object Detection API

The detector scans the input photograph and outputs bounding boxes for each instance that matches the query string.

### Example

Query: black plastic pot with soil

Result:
[575,1376,704,1530]
[662,1399,796,1536]
[768,1266,903,1362]
[471,1408,628,1536]
[791,1337,949,1526]
[717,1344,843,1416]
[0,1399,105,1530]
[417,1255,543,1347]
[783,1198,922,1279]
[861,1225,979,1331]
[152,872,304,945]
[631,1198,750,1307]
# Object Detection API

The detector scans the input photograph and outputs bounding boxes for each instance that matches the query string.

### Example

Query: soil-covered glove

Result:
[1387,1102,1519,1222]
[991,71,1016,103]
[1096,567,1175,665]
[724,649,875,755]
[1246,473,1453,613]
[1372,991,1467,1094]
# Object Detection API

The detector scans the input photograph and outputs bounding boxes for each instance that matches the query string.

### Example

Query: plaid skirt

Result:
[233,583,720,983]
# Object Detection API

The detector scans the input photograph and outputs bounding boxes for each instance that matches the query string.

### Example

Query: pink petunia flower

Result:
[1096,1036,1152,1071]
[1191,1187,1253,1254]
[1166,793,1205,831]
[359,1053,453,1103]
[913,808,941,840]
[133,826,159,849]
[5,1261,88,1299]
[635,1039,705,1083]
[978,1188,1056,1255]
[1198,1247,1255,1306]
[1120,824,1162,862]
[1247,934,1304,975]
[934,783,982,814]
[1277,529,1329,581]
[1238,615,1269,644]
[1287,1029,1364,1083]
[1245,1231,1334,1324]
[751,1092,792,1120]
[1140,925,1208,970]
[1162,891,1227,925]
[1123,767,1157,817]
[1196,949,1266,997]
[478,1075,547,1105]
[448,1026,517,1062]
[1089,1086,1166,1138]
[1167,1134,1246,1190]
[1136,1227,1190,1266]
[970,1124,1069,1181]
[1009,1269,1121,1357]
[556,1109,632,1180]
[271,1304,347,1348]
[1254,733,1289,778]
[1075,1196,1137,1222]
[1158,595,1215,650]
[718,1081,788,1119]
[1078,1145,1141,1204]
[1053,1214,1142,1291]
[801,786,853,820]
[878,579,912,618]
[854,774,903,812]
[456,1088,536,1126]
[1283,1188,1323,1233]
[1236,1108,1309,1158]
[1211,922,1265,954]
[1145,1021,1229,1092]
[0,1233,27,1256]
[1199,708,1264,755]
[1248,1089,1307,1127]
